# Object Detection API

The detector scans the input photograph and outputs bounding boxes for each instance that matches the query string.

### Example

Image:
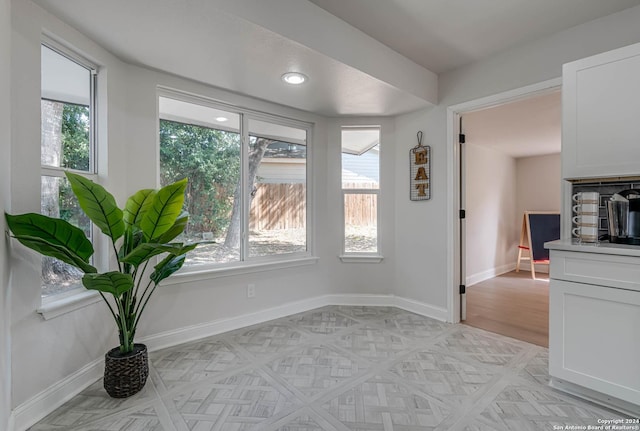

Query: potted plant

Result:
[5,172,198,398]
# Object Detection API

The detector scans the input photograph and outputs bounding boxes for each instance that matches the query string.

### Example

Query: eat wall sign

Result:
[410,131,431,201]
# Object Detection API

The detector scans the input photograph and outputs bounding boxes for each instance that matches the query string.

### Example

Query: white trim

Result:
[11,293,448,430]
[447,77,562,324]
[37,289,101,320]
[393,296,449,322]
[338,255,384,263]
[466,262,517,287]
[11,357,103,431]
[161,256,319,285]
[550,378,640,418]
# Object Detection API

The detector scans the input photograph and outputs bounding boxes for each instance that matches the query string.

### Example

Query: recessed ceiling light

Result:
[216,117,228,122]
[281,72,307,85]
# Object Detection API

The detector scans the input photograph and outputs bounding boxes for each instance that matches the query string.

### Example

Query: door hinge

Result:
[459,284,466,294]
[459,209,466,219]
[459,133,466,144]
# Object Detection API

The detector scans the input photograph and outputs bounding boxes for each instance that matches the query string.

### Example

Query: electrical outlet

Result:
[247,283,255,298]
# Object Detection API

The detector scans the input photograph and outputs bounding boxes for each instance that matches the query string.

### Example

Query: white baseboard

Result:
[10,293,445,431]
[467,262,517,287]
[10,357,103,431]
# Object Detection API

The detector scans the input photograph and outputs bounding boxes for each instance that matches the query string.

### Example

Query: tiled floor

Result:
[30,306,628,430]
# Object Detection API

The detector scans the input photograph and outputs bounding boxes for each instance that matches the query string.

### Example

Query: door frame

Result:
[446,77,562,323]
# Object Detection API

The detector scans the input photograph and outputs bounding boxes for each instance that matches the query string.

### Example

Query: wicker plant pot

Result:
[104,343,149,398]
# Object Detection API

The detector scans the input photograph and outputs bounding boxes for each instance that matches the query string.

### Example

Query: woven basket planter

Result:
[104,343,149,398]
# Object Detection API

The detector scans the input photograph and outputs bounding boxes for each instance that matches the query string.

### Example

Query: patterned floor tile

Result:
[225,323,309,357]
[376,311,450,340]
[172,369,299,430]
[335,306,400,321]
[28,306,630,431]
[29,380,157,429]
[272,412,335,431]
[150,338,246,389]
[476,384,618,430]
[332,325,412,362]
[72,406,162,431]
[433,329,524,367]
[287,310,359,334]
[322,375,451,430]
[267,344,369,398]
[388,350,497,401]
[519,349,550,385]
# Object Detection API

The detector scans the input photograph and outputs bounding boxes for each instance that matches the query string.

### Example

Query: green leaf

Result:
[5,213,93,261]
[66,172,125,241]
[10,234,97,273]
[140,178,187,240]
[120,242,197,267]
[150,254,186,285]
[154,213,188,243]
[123,189,155,229]
[82,272,133,297]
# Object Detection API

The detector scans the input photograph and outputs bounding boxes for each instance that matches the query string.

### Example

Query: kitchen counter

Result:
[546,240,640,415]
[545,238,640,257]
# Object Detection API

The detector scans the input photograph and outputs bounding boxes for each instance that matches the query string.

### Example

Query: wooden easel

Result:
[516,211,557,280]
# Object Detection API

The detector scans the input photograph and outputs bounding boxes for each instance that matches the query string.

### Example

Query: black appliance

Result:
[607,189,640,245]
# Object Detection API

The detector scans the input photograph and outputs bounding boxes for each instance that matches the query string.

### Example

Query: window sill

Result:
[339,254,384,263]
[37,289,102,320]
[160,256,320,285]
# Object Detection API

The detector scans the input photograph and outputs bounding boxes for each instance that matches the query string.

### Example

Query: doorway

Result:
[449,79,561,347]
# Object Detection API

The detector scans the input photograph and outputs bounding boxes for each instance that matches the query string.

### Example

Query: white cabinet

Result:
[562,41,640,180]
[548,246,640,414]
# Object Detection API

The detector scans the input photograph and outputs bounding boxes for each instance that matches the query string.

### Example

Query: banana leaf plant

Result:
[5,172,199,354]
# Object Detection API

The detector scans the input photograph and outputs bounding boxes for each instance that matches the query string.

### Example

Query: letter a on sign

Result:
[414,167,428,181]
[410,131,430,201]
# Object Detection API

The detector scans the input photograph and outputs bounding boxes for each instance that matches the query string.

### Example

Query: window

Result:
[159,94,310,270]
[40,43,97,298]
[341,127,380,256]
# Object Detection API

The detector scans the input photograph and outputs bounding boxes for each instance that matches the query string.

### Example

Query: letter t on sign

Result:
[410,131,431,201]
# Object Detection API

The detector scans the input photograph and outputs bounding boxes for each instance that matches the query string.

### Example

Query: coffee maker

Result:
[607,189,640,245]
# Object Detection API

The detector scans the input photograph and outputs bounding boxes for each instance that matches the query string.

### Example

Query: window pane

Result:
[344,193,378,253]
[248,119,307,257]
[159,98,241,266]
[341,128,380,189]
[41,176,91,297]
[41,46,91,171]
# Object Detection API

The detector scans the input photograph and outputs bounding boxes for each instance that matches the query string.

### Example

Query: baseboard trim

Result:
[11,357,103,431]
[466,262,517,287]
[11,293,445,431]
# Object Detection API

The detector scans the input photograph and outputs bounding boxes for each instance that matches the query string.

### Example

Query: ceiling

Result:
[309,0,640,74]
[34,0,640,117]
[463,91,561,159]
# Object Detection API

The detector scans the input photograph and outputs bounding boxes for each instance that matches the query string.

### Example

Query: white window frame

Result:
[339,126,383,263]
[157,88,316,280]
[39,38,101,306]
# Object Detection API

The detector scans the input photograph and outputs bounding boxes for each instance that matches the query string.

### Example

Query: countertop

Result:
[545,238,640,257]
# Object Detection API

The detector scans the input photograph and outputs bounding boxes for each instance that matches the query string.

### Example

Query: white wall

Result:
[394,5,640,318]
[1,0,11,427]
[9,0,129,409]
[516,154,562,219]
[465,144,518,286]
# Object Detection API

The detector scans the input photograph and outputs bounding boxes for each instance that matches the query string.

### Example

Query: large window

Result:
[341,127,380,255]
[40,43,97,297]
[159,95,310,269]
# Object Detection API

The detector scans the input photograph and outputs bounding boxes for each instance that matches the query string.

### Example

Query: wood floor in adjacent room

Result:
[464,270,549,347]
